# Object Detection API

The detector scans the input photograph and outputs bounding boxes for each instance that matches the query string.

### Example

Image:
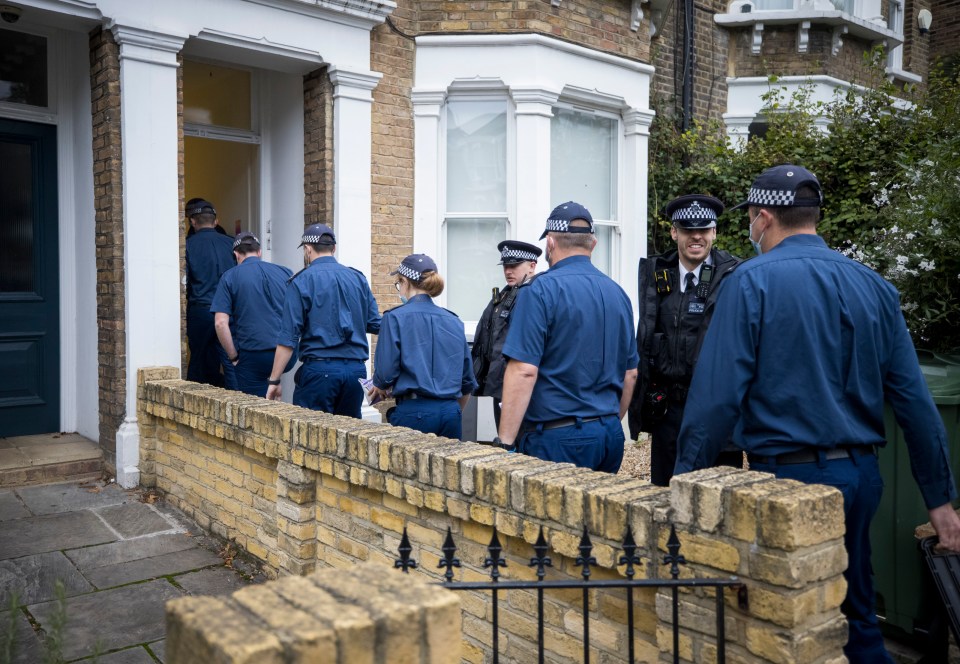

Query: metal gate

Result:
[395,524,746,664]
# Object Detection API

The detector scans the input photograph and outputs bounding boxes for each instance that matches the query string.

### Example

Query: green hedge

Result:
[648,55,960,352]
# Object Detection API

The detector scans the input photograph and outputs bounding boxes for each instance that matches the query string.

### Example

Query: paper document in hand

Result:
[359,377,387,406]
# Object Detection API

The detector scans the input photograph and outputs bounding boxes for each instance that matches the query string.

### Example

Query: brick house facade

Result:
[0,0,956,482]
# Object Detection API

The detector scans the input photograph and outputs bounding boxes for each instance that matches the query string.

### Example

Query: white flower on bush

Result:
[919,260,936,271]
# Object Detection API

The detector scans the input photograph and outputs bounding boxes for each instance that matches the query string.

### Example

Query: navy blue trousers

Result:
[750,451,893,664]
[186,305,224,387]
[390,397,462,439]
[519,415,624,473]
[293,359,365,418]
[231,349,277,397]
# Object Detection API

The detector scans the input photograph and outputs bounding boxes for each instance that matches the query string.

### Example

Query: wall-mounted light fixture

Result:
[918,8,932,35]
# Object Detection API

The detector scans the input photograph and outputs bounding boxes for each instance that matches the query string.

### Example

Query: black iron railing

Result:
[395,524,746,664]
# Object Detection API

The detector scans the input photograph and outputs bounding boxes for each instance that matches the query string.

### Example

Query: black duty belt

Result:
[521,416,603,434]
[748,445,877,466]
[395,393,450,404]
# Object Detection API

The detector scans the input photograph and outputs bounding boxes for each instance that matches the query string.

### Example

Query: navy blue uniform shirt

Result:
[373,294,477,399]
[503,255,639,422]
[209,257,293,351]
[675,234,956,509]
[278,255,381,361]
[185,227,235,306]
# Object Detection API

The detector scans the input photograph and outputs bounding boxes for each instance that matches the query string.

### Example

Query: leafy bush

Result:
[648,55,960,352]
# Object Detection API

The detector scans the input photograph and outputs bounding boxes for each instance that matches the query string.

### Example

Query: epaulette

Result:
[287,267,308,284]
[440,307,461,319]
[382,303,404,315]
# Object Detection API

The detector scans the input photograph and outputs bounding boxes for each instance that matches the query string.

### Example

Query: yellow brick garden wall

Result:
[138,368,848,664]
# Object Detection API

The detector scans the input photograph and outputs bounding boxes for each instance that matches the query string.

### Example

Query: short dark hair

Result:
[234,240,260,255]
[306,242,335,255]
[767,185,820,229]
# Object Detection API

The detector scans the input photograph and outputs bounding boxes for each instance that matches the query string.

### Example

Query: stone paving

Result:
[0,479,264,663]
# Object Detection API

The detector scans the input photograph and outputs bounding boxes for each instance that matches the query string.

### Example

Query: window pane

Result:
[0,140,34,292]
[183,61,252,130]
[590,225,615,276]
[0,29,47,108]
[446,101,507,213]
[445,218,507,321]
[551,108,617,220]
[184,137,258,236]
[752,0,794,8]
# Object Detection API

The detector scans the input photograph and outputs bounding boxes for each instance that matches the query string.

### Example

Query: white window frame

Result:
[549,99,624,281]
[181,58,263,244]
[413,33,655,328]
[440,86,516,320]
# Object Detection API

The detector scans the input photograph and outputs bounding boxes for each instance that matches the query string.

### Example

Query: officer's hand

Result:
[928,502,960,552]
[266,384,282,401]
[370,386,389,403]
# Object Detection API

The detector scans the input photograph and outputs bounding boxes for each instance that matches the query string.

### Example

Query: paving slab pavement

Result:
[0,551,93,604]
[0,479,265,663]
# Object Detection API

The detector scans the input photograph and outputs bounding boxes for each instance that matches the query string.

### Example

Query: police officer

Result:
[184,198,235,386]
[472,240,542,428]
[675,165,960,663]
[627,194,742,486]
[493,202,639,472]
[210,232,296,396]
[265,223,381,417]
[370,254,477,438]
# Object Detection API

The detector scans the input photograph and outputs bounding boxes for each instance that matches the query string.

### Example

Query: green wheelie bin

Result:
[871,350,960,643]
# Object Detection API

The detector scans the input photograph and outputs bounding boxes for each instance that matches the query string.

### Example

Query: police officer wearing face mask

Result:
[472,240,542,428]
[675,165,960,663]
[266,223,381,416]
[369,254,477,438]
[627,194,742,486]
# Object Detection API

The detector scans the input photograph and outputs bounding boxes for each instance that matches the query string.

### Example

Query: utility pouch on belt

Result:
[640,387,668,430]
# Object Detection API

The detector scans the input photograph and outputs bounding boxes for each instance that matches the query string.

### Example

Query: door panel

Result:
[0,118,59,436]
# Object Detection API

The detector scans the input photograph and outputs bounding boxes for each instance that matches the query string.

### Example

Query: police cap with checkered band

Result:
[390,254,438,283]
[665,194,724,229]
[731,164,824,211]
[539,201,595,240]
[497,240,542,265]
[297,223,336,247]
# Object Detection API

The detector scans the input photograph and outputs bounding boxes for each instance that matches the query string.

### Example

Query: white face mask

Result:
[749,212,765,255]
[399,295,408,304]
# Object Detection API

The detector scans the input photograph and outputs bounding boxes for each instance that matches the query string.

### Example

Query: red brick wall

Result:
[89,27,125,468]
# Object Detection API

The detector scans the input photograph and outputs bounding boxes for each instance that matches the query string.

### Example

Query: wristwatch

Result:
[492,436,516,452]
[267,378,281,386]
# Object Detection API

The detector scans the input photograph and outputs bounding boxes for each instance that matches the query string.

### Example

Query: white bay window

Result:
[413,33,655,324]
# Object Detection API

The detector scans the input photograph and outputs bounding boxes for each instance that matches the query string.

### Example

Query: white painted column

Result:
[411,88,446,258]
[327,66,381,280]
[512,87,560,254]
[621,108,656,312]
[111,25,186,487]
[328,65,382,423]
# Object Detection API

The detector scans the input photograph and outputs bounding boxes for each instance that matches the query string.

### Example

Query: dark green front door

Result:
[0,118,59,436]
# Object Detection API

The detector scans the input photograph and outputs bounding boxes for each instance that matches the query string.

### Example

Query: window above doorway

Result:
[0,28,48,110]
